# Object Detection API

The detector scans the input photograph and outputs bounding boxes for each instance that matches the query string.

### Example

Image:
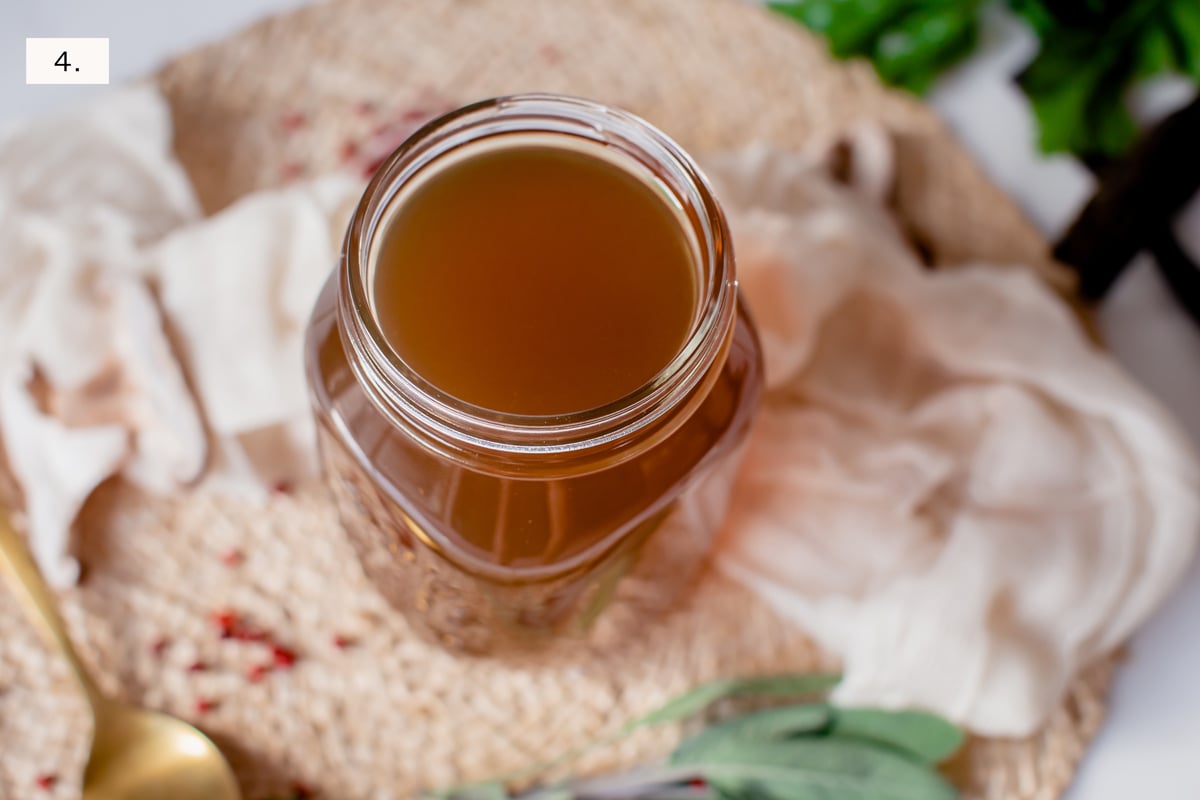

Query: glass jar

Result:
[304,94,763,655]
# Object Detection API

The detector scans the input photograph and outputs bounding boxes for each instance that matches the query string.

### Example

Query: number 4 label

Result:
[26,38,110,85]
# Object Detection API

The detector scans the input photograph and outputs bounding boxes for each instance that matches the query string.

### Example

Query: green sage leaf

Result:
[436,781,509,800]
[626,674,840,731]
[679,739,958,800]
[515,789,573,800]
[556,764,705,798]
[671,704,832,763]
[829,708,965,764]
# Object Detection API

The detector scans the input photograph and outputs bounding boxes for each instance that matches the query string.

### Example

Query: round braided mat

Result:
[0,0,1111,798]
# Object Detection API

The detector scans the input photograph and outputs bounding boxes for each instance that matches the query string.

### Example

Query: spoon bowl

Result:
[82,702,240,800]
[0,509,241,800]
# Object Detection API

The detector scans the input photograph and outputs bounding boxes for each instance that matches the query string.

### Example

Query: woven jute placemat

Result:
[0,0,1112,798]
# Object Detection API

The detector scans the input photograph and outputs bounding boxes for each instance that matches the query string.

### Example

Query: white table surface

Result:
[3,2,1199,797]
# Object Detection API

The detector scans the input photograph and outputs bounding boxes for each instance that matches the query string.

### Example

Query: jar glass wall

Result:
[304,95,763,655]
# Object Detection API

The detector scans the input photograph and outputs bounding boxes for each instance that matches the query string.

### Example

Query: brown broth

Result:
[306,123,763,652]
[370,141,698,416]
[309,279,761,649]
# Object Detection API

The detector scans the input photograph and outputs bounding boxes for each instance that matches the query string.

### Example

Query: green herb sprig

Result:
[769,0,987,95]
[1013,0,1200,159]
[769,0,1200,160]
[434,674,964,800]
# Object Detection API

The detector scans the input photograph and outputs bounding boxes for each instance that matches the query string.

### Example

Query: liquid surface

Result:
[372,142,697,416]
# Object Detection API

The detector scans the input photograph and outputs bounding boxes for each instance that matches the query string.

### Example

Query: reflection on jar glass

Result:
[304,94,763,655]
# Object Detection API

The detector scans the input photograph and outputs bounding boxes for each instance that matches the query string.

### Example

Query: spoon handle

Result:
[0,507,106,710]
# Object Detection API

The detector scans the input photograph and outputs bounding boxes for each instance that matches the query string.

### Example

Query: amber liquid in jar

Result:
[306,96,763,655]
[371,142,698,565]
[374,144,696,418]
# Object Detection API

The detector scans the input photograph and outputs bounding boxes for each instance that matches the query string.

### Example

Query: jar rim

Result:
[337,93,736,465]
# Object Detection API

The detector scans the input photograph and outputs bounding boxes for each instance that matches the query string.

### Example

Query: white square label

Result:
[26,38,110,85]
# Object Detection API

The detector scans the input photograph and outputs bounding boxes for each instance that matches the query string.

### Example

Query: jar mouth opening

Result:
[339,94,735,457]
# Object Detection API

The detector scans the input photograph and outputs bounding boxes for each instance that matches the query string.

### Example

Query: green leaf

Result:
[1090,91,1141,157]
[776,0,1200,159]
[677,739,958,800]
[1016,0,1200,158]
[516,790,573,800]
[1136,24,1178,78]
[770,0,909,56]
[1017,26,1130,157]
[671,704,833,762]
[434,782,510,800]
[626,674,840,731]
[819,0,910,58]
[873,8,978,94]
[1007,0,1058,36]
[552,765,706,798]
[768,0,986,96]
[829,708,965,764]
[1169,0,1200,79]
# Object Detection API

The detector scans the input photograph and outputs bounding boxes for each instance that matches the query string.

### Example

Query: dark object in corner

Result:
[1054,95,1200,325]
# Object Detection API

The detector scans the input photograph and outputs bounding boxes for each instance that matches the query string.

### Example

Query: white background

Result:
[3,2,1200,797]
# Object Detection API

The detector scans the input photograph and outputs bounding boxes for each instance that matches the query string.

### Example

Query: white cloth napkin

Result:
[704,144,1200,735]
[0,86,206,584]
[1,87,1197,736]
[149,171,362,501]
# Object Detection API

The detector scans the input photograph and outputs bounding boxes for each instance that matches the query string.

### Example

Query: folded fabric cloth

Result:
[706,144,1200,736]
[0,85,206,584]
[148,171,362,501]
[0,87,1196,737]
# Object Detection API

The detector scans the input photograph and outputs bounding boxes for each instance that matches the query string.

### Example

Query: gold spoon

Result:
[0,509,241,800]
